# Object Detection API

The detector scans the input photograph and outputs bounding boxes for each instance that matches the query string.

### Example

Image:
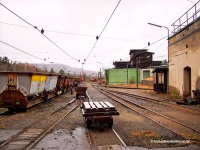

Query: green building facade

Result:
[105,68,141,84]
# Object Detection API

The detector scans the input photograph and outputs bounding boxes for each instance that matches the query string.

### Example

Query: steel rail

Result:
[0,98,76,148]
[100,90,190,140]
[86,87,129,149]
[104,89,200,134]
[91,83,200,145]
[109,90,200,116]
[112,128,129,150]
[101,85,153,90]
[25,104,79,150]
[95,87,200,143]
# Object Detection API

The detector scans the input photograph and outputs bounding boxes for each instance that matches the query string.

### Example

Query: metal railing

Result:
[171,0,200,34]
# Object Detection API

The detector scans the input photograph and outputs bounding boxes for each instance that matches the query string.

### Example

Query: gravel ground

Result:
[106,86,200,111]
[1,83,200,150]
[87,83,192,149]
[0,92,75,144]
[115,93,200,133]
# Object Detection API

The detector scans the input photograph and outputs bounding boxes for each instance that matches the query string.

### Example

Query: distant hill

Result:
[34,63,96,76]
[0,56,96,76]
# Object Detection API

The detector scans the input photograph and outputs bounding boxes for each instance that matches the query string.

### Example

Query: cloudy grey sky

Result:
[0,0,198,71]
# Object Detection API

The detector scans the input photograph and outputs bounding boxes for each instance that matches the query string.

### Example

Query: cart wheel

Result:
[8,108,14,112]
[108,118,113,128]
[86,118,91,128]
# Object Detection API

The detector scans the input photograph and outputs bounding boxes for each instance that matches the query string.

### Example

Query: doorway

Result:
[183,67,191,96]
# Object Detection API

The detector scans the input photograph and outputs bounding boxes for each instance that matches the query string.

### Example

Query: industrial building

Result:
[168,3,200,98]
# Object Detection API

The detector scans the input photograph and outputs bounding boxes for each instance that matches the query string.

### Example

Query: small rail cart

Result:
[81,101,119,128]
[75,86,87,99]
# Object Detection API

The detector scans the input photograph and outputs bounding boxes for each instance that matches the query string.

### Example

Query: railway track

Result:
[96,87,200,144]
[85,90,129,150]
[0,98,80,150]
[106,90,200,132]
[85,127,128,150]
[107,90,200,116]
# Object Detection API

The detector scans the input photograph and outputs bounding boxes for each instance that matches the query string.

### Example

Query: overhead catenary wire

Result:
[0,2,80,63]
[84,0,122,63]
[0,21,145,43]
[0,40,63,70]
[120,35,168,61]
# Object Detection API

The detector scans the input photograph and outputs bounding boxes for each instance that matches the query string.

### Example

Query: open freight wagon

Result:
[0,72,59,111]
[75,86,87,99]
[0,71,76,111]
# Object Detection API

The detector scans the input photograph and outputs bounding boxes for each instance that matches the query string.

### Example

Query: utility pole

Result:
[127,63,129,84]
[100,68,102,85]
[136,58,139,87]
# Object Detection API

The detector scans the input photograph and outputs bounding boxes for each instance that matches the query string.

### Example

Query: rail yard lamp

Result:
[148,22,169,92]
[148,22,169,61]
[148,23,169,39]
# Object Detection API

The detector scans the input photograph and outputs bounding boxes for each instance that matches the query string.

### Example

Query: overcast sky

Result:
[0,0,198,71]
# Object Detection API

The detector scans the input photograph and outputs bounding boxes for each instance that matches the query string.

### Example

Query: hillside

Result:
[34,63,96,76]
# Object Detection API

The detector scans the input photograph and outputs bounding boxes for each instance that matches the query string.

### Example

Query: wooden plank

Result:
[89,102,97,109]
[104,101,115,109]
[93,102,103,109]
[99,101,109,108]
[82,111,119,117]
[83,102,91,109]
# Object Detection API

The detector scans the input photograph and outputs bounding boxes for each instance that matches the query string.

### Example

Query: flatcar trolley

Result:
[81,101,119,128]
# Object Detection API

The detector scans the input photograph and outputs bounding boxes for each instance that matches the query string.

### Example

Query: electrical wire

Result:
[142,36,168,50]
[119,35,168,61]
[0,21,145,43]
[0,40,44,62]
[84,0,122,63]
[0,3,79,63]
[0,40,63,69]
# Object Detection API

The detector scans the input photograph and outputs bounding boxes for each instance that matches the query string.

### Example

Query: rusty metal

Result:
[0,98,77,150]
[192,89,200,100]
[0,72,49,110]
[82,101,119,128]
[0,71,80,110]
[75,86,87,99]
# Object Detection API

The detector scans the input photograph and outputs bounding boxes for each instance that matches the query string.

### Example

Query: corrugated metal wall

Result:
[105,68,140,84]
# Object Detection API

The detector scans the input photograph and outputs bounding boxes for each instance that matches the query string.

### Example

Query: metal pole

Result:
[127,63,128,84]
[136,58,138,87]
[100,68,101,85]
[148,22,169,93]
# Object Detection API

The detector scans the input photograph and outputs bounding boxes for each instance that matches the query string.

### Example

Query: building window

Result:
[158,73,164,84]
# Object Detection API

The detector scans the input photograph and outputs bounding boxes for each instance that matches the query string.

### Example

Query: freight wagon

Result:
[0,71,72,111]
[73,77,84,87]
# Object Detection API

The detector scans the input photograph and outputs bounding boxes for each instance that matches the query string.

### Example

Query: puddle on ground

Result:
[34,127,91,150]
